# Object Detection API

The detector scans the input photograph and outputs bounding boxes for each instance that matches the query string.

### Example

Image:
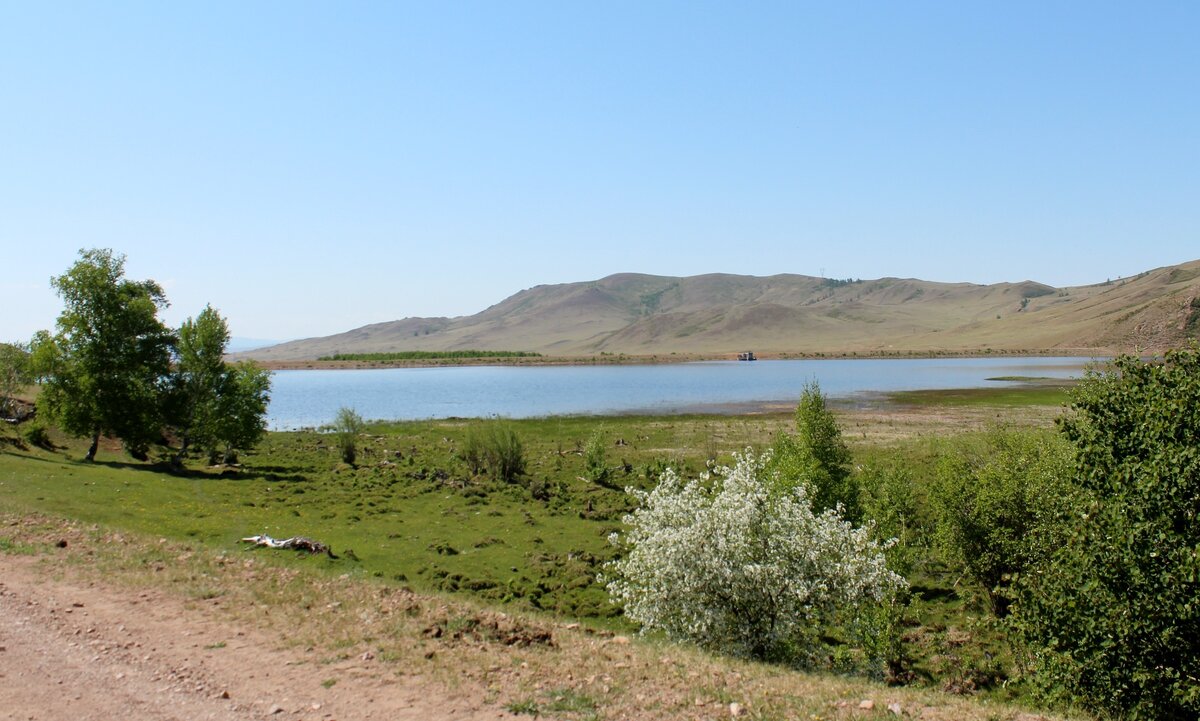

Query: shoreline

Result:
[245,347,1113,371]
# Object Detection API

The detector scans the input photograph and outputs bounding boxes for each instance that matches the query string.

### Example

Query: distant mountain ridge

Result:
[240,261,1200,361]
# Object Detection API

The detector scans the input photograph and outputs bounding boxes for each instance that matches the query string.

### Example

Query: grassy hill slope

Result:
[242,260,1200,360]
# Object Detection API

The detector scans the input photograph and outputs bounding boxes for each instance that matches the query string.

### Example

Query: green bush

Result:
[461,425,486,476]
[23,422,51,449]
[461,420,526,483]
[1013,348,1200,719]
[604,450,905,667]
[583,428,611,485]
[768,382,861,522]
[858,463,922,577]
[332,407,365,465]
[930,429,1074,616]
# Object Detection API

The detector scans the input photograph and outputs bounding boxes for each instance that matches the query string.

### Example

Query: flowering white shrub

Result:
[603,449,906,662]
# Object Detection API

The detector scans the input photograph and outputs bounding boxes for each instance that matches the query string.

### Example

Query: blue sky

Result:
[3,2,1197,342]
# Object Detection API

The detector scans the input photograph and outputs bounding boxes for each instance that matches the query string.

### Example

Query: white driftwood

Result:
[239,534,338,558]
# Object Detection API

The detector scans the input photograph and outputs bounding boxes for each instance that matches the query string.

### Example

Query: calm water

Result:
[265,356,1099,430]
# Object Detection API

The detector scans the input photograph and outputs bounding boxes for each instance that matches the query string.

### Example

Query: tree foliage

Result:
[584,427,611,485]
[858,462,922,577]
[170,305,270,464]
[604,450,905,665]
[0,341,32,419]
[33,249,174,461]
[171,305,230,460]
[769,382,860,521]
[208,362,271,463]
[29,250,270,466]
[1013,348,1200,719]
[930,429,1075,616]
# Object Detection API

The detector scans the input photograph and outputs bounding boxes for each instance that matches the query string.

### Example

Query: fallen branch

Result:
[239,534,338,559]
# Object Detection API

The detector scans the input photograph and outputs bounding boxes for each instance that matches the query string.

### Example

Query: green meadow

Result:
[0,383,1069,700]
[1,413,789,618]
[884,380,1073,407]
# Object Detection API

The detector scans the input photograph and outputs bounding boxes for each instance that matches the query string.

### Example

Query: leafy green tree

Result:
[930,429,1075,616]
[208,362,271,464]
[1014,348,1200,719]
[170,305,229,463]
[0,341,32,419]
[169,305,271,465]
[858,462,922,577]
[769,382,860,521]
[33,249,174,461]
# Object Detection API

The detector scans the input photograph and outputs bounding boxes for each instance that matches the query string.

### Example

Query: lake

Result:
[264,356,1099,430]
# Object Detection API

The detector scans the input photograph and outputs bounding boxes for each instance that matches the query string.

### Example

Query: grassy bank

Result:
[885,381,1073,408]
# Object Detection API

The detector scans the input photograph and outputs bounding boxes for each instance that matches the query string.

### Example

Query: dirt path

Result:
[0,555,511,721]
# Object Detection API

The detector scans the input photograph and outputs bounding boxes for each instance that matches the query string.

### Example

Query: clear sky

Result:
[2,2,1197,342]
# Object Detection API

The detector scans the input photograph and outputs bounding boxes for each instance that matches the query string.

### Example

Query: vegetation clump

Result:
[583,427,613,486]
[769,382,861,521]
[331,407,365,465]
[31,248,176,461]
[28,249,271,464]
[0,342,32,420]
[604,450,905,666]
[1012,347,1200,719]
[930,429,1075,616]
[170,305,271,465]
[461,419,526,483]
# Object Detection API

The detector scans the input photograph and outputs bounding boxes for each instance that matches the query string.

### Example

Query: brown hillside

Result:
[239,260,1200,361]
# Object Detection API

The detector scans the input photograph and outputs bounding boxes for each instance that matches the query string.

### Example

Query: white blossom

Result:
[603,449,906,661]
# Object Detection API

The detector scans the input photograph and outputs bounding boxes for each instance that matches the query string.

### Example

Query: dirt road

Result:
[0,555,511,721]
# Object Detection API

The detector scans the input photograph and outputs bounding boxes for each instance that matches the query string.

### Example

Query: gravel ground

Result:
[0,554,513,721]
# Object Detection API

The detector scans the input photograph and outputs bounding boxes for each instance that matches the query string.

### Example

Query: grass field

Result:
[0,384,1080,716]
[884,381,1073,408]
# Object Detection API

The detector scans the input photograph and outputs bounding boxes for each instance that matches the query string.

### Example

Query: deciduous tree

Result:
[930,429,1074,616]
[769,382,860,521]
[170,305,271,465]
[34,249,174,461]
[1014,348,1200,719]
[0,341,32,419]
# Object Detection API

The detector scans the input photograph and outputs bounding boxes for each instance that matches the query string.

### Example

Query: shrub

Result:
[23,422,51,449]
[461,425,487,475]
[332,407,365,465]
[858,463,922,577]
[1013,348,1200,719]
[461,420,526,483]
[930,429,1075,616]
[769,382,861,521]
[0,341,31,419]
[604,449,905,665]
[583,428,611,485]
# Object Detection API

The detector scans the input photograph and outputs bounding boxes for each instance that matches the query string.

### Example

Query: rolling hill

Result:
[240,260,1200,361]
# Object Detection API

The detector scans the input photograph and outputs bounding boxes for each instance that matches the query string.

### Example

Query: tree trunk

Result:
[172,435,190,470]
[85,431,100,462]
